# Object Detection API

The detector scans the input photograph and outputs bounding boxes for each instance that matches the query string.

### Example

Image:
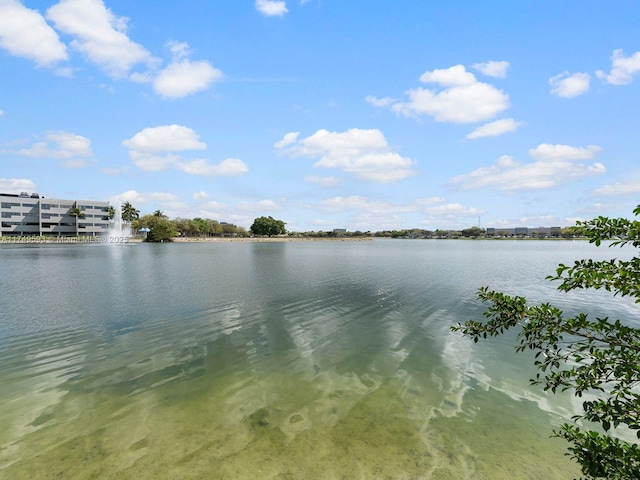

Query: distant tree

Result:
[121,202,140,223]
[106,205,116,220]
[146,219,177,242]
[250,216,286,237]
[452,206,640,479]
[190,218,209,236]
[136,214,177,242]
[461,226,485,238]
[152,209,166,218]
[562,226,583,238]
[69,204,85,237]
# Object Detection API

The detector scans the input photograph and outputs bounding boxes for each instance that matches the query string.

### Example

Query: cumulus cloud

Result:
[471,61,510,78]
[276,128,417,182]
[2,2,222,99]
[466,118,524,140]
[592,179,640,196]
[153,57,223,99]
[451,144,605,192]
[0,0,68,67]
[123,124,207,153]
[112,189,181,206]
[123,124,248,177]
[15,131,95,167]
[596,49,640,85]
[46,0,155,78]
[255,0,288,16]
[0,177,37,194]
[274,132,299,149]
[549,71,590,98]
[150,41,224,99]
[369,65,510,123]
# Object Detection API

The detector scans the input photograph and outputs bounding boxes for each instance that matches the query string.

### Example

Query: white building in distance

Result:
[0,192,110,237]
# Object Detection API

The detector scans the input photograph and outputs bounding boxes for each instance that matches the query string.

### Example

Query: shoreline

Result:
[171,236,372,242]
[0,235,589,245]
[0,236,372,244]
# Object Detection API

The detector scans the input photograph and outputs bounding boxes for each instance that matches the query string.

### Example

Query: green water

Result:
[2,240,633,478]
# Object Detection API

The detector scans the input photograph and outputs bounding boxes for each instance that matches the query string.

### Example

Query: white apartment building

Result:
[0,192,110,237]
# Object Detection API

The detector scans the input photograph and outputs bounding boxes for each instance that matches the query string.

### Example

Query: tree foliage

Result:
[137,214,177,242]
[121,202,140,222]
[250,216,286,237]
[452,206,640,479]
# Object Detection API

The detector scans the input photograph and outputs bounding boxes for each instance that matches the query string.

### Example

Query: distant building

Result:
[0,192,110,237]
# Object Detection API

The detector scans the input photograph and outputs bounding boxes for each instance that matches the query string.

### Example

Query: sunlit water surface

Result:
[1,240,636,479]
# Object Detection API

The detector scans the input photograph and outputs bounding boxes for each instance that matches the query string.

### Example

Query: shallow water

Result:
[1,239,635,478]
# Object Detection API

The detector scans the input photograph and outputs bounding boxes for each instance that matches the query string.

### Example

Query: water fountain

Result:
[106,201,132,243]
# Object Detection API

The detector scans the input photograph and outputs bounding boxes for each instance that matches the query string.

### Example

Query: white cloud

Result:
[304,175,340,187]
[46,0,155,78]
[423,203,484,217]
[153,59,224,99]
[100,165,130,176]
[592,179,640,196]
[112,189,180,205]
[451,144,605,192]
[420,64,476,86]
[123,125,207,153]
[0,0,68,67]
[317,196,423,231]
[236,199,284,212]
[364,95,396,107]
[166,40,191,60]
[529,143,602,162]
[371,65,510,123]
[471,61,510,78]
[127,152,179,172]
[274,132,299,149]
[255,0,288,16]
[15,131,94,167]
[466,118,523,140]
[549,71,590,98]
[193,191,210,200]
[0,177,37,194]
[415,197,446,206]
[175,158,249,177]
[123,125,248,177]
[0,108,4,116]
[596,49,640,86]
[276,128,417,182]
[320,196,414,215]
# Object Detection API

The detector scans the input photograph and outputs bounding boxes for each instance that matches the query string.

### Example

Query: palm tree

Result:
[121,202,140,222]
[152,209,166,218]
[69,203,85,237]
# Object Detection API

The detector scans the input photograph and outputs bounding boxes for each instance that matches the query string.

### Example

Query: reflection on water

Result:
[1,240,633,478]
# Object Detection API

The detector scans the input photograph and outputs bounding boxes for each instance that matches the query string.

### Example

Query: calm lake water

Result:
[0,239,636,479]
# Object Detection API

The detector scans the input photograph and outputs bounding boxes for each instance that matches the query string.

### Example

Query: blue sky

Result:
[1,0,639,231]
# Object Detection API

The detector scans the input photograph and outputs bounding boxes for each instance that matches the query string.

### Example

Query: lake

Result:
[0,239,636,479]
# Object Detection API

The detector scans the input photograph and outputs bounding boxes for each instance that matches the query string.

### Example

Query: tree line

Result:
[114,204,288,242]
